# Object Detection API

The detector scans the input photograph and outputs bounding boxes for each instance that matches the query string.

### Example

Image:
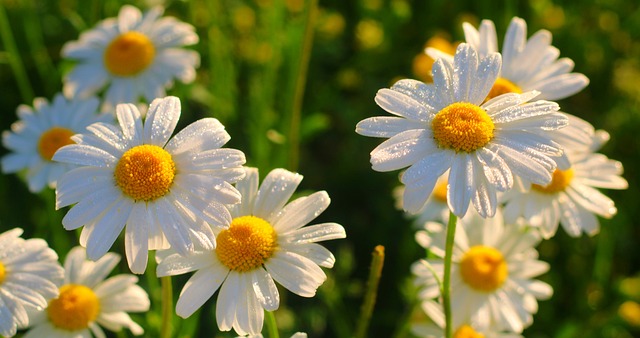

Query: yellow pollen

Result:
[432,102,494,153]
[47,284,100,331]
[532,168,574,194]
[104,31,156,76]
[484,77,522,103]
[38,127,75,161]
[0,261,6,284]
[216,216,278,272]
[459,245,508,292]
[432,179,448,203]
[114,145,176,201]
[454,325,485,338]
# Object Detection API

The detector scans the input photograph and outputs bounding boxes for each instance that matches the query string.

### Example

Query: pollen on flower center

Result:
[459,245,508,292]
[484,77,522,103]
[114,145,176,201]
[216,216,278,272]
[38,127,76,161]
[454,324,485,338]
[0,261,6,284]
[432,179,448,203]
[432,102,495,153]
[47,284,100,331]
[532,168,574,194]
[104,31,156,76]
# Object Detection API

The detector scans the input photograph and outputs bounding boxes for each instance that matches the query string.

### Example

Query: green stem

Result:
[354,245,385,338]
[287,0,318,171]
[442,211,458,338]
[0,4,34,103]
[161,276,173,338]
[265,310,280,338]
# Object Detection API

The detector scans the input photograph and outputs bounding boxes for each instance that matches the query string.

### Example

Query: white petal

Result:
[370,129,436,172]
[85,199,132,261]
[53,144,117,167]
[165,118,230,155]
[251,268,280,311]
[374,88,431,121]
[143,96,180,146]
[116,103,143,145]
[176,266,228,318]
[253,169,302,220]
[355,116,426,138]
[272,191,330,234]
[125,204,150,274]
[264,251,326,297]
[283,223,346,244]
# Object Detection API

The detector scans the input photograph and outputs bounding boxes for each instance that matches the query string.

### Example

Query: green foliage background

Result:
[0,0,639,337]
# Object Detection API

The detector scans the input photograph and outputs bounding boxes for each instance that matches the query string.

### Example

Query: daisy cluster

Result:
[0,5,344,338]
[357,17,627,337]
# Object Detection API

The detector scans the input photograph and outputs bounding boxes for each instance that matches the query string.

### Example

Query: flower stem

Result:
[287,0,318,171]
[265,310,280,338]
[443,211,458,338]
[355,245,385,338]
[161,276,173,338]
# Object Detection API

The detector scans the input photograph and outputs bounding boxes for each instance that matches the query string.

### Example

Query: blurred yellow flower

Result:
[356,19,384,50]
[619,301,640,327]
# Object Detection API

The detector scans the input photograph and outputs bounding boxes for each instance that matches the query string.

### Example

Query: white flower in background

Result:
[412,209,552,333]
[393,172,450,225]
[503,115,628,238]
[157,168,346,336]
[356,43,568,217]
[62,5,199,110]
[53,96,246,273]
[1,94,107,193]
[24,247,149,337]
[0,228,63,337]
[412,299,523,338]
[427,17,589,101]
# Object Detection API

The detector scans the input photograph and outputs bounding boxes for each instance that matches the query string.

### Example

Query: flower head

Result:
[0,228,63,337]
[427,17,589,101]
[24,247,150,337]
[53,96,246,273]
[503,115,628,238]
[357,43,568,217]
[157,167,346,336]
[1,94,107,192]
[62,5,199,110]
[412,209,552,333]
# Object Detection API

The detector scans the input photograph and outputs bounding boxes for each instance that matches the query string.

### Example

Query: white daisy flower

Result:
[0,228,63,337]
[412,300,523,338]
[53,96,246,273]
[356,43,568,217]
[393,172,450,225]
[62,5,199,110]
[24,246,150,337]
[412,209,552,333]
[427,17,589,101]
[503,116,628,238]
[1,94,107,193]
[157,167,346,336]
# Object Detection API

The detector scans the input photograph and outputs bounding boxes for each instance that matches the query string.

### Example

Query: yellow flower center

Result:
[484,77,522,102]
[432,179,448,203]
[47,284,100,331]
[38,127,76,161]
[432,102,495,153]
[104,31,156,77]
[459,245,508,292]
[216,216,278,272]
[114,145,176,201]
[454,325,485,338]
[0,261,6,284]
[532,168,574,194]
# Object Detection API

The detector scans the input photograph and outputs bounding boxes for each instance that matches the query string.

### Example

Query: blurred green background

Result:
[0,0,639,337]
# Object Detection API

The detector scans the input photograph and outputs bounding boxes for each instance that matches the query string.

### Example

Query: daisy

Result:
[61,5,199,110]
[503,117,628,238]
[356,43,568,217]
[427,17,589,101]
[157,167,346,336]
[24,246,150,337]
[0,228,63,337]
[53,96,246,273]
[412,209,553,333]
[1,94,107,193]
[412,299,522,338]
[393,172,450,225]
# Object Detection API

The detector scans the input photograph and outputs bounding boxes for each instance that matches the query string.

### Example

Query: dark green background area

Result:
[0,0,639,337]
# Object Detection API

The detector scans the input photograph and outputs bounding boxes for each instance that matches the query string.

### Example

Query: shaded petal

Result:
[143,96,180,146]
